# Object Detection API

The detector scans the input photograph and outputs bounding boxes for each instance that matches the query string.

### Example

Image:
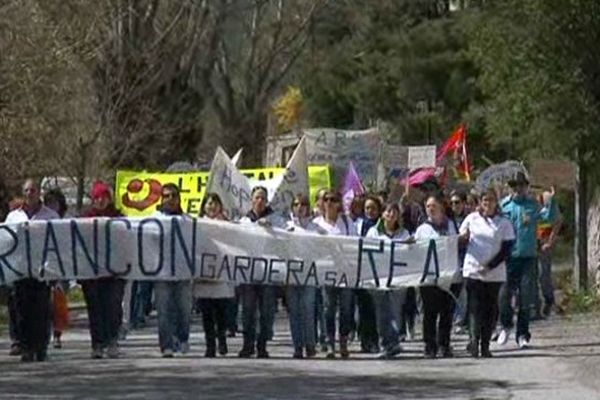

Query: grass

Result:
[555,268,600,314]
[67,286,85,304]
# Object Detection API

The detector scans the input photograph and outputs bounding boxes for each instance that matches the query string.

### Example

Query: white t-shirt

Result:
[365,225,412,241]
[312,215,356,236]
[460,212,516,282]
[5,205,59,223]
[414,219,458,240]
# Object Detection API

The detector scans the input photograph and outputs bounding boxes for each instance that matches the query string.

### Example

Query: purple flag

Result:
[342,162,365,213]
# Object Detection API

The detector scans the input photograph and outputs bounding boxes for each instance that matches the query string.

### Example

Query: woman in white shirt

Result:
[414,194,462,359]
[286,194,320,358]
[366,202,412,359]
[313,190,356,359]
[195,192,235,358]
[460,189,515,358]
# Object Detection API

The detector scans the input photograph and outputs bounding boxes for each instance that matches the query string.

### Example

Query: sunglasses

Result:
[324,196,339,203]
[450,200,462,205]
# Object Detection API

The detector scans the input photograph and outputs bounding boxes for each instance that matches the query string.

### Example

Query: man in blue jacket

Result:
[497,172,557,349]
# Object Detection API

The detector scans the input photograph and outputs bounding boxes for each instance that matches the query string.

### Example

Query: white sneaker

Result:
[180,342,190,354]
[497,329,510,346]
[518,336,530,349]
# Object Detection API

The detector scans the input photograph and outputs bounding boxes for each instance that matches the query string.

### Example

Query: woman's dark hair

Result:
[382,201,402,231]
[199,192,224,217]
[162,183,180,197]
[290,193,310,209]
[44,188,68,218]
[251,186,268,197]
[450,190,468,203]
[364,194,383,214]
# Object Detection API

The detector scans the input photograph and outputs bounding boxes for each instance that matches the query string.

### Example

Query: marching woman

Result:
[414,194,463,358]
[238,186,287,358]
[313,190,357,359]
[196,192,235,357]
[460,189,515,358]
[366,202,413,359]
[354,195,383,353]
[154,183,192,357]
[286,194,323,358]
[43,188,70,350]
[80,181,126,359]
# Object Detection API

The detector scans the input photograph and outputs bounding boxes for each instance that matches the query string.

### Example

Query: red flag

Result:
[437,124,471,181]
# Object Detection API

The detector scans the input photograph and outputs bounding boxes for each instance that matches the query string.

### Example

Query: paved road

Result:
[1,311,599,400]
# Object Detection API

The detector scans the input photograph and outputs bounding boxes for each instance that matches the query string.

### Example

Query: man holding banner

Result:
[6,179,60,362]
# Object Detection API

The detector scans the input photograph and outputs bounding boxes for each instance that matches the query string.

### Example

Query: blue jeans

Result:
[287,286,317,350]
[539,251,555,306]
[324,287,355,346]
[131,281,153,326]
[373,289,406,351]
[500,257,535,341]
[240,284,276,352]
[154,281,192,352]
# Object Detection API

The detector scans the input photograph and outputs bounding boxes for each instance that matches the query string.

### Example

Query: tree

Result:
[468,0,600,288]
[206,0,327,166]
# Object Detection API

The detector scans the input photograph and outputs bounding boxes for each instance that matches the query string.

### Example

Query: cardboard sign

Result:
[530,160,576,190]
[408,146,437,170]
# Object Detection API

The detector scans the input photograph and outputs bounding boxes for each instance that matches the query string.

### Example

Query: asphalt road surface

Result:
[1,311,600,400]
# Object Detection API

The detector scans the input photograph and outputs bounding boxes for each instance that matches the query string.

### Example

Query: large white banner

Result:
[0,218,459,289]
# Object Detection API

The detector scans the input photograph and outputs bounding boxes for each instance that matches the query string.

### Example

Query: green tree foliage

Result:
[469,0,600,179]
[296,0,483,150]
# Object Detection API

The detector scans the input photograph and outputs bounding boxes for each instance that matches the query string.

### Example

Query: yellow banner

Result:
[115,166,331,216]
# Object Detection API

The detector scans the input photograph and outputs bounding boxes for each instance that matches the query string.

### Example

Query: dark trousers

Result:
[240,284,276,352]
[15,279,51,354]
[8,287,21,345]
[356,289,379,350]
[401,287,417,336]
[199,298,229,348]
[466,279,502,351]
[81,278,125,350]
[420,283,461,353]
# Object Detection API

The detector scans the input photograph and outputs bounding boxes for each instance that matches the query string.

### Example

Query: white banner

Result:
[408,145,437,170]
[0,218,459,289]
[268,136,309,215]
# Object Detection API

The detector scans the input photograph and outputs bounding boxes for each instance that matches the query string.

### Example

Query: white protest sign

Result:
[407,146,437,170]
[0,217,459,289]
[231,148,243,166]
[269,136,309,215]
[206,147,252,220]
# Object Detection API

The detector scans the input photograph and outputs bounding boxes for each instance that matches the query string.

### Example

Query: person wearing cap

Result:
[5,178,60,362]
[80,181,126,359]
[497,172,557,349]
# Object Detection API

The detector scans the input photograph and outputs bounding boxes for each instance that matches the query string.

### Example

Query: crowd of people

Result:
[1,171,561,362]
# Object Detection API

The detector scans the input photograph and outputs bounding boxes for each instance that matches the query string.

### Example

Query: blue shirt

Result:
[501,194,556,258]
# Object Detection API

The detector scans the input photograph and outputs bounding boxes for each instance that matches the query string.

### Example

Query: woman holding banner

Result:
[414,194,463,359]
[238,186,287,358]
[313,190,357,359]
[460,189,515,358]
[366,202,413,359]
[195,192,235,358]
[354,195,383,354]
[80,181,126,359]
[286,194,322,358]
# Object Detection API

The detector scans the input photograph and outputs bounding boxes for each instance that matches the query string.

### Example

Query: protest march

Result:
[0,124,564,365]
